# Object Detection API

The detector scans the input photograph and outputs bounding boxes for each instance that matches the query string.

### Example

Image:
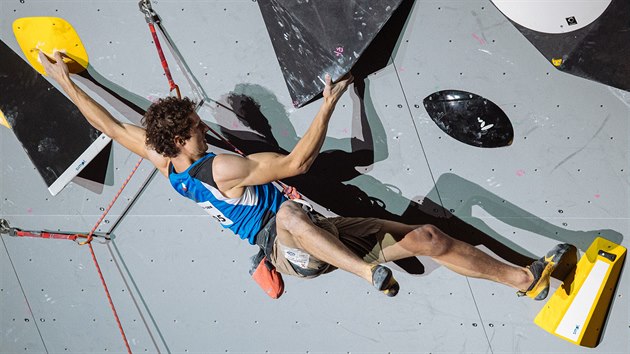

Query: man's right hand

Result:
[38,50,71,85]
[323,72,354,105]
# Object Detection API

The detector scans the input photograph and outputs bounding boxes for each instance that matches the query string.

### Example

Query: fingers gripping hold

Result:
[323,72,354,103]
[38,50,71,80]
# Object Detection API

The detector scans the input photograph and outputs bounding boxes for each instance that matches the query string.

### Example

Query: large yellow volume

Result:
[12,17,88,75]
[534,237,626,347]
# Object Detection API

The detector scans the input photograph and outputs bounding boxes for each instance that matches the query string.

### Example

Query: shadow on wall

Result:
[206,76,624,277]
[71,63,624,276]
[69,66,153,193]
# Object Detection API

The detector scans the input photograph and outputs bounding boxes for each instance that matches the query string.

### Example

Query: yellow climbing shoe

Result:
[518,243,571,300]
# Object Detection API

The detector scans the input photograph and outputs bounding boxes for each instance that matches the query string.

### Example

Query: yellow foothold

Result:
[534,238,626,347]
[552,58,563,67]
[12,17,88,75]
[0,110,11,129]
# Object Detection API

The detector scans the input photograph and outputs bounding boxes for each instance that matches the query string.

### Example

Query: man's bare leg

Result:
[377,221,534,290]
[274,201,374,283]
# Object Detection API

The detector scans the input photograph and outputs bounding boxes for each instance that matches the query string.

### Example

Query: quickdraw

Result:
[0,219,110,243]
[139,0,180,99]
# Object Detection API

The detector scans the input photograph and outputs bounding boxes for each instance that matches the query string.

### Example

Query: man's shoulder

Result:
[212,152,247,169]
[145,148,170,177]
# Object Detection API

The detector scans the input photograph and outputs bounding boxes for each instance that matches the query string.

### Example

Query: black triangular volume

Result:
[258,0,405,107]
[497,0,630,92]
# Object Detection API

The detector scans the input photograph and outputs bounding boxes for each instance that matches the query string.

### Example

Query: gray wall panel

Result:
[1,0,628,353]
[0,238,47,353]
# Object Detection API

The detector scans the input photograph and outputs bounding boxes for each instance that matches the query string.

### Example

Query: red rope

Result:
[81,157,143,354]
[141,3,302,204]
[88,241,132,354]
[82,158,143,245]
[148,22,181,98]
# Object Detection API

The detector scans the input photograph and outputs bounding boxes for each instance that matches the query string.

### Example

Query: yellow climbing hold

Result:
[13,17,88,75]
[552,58,563,67]
[0,110,10,129]
[535,237,626,347]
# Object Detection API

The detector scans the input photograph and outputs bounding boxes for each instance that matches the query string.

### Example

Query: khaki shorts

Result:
[268,212,397,278]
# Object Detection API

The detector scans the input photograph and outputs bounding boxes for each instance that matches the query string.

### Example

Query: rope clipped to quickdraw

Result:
[0,219,108,242]
[0,158,142,354]
[138,0,248,156]
[137,0,304,203]
[139,0,204,104]
[81,158,144,245]
[139,0,180,99]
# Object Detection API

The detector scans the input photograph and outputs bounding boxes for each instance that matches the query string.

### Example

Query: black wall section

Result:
[0,41,103,188]
[258,0,404,107]
[504,0,630,92]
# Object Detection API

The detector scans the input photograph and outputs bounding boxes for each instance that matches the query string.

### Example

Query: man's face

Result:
[181,113,209,156]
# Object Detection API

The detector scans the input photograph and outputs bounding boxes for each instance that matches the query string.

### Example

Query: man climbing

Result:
[40,50,569,299]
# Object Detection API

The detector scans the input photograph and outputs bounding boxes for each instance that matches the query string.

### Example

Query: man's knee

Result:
[408,224,452,257]
[276,201,311,234]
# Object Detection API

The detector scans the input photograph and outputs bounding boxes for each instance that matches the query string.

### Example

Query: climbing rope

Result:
[79,157,145,354]
[86,241,133,354]
[3,4,308,353]
[2,146,143,354]
[1,157,141,354]
[139,0,247,155]
[139,0,180,99]
[138,0,304,202]
[81,158,143,245]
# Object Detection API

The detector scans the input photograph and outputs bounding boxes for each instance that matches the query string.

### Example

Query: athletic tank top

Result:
[168,153,287,244]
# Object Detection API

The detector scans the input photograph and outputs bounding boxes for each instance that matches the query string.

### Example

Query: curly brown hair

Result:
[142,97,197,157]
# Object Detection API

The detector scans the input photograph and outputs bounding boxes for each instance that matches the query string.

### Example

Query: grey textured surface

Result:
[1,0,628,353]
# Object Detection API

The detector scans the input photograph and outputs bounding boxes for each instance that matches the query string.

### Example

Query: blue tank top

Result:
[168,153,287,244]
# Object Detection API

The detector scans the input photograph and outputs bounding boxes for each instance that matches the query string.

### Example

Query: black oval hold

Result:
[423,90,514,148]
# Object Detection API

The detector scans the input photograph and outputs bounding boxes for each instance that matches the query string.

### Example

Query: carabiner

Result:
[0,219,11,235]
[138,0,160,24]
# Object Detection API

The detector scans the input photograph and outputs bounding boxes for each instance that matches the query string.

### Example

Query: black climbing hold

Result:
[423,90,514,148]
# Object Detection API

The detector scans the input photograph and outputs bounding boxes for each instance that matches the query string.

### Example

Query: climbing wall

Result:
[1,0,628,353]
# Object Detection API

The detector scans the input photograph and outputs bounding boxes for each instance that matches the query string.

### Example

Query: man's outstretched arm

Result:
[213,73,353,195]
[39,51,168,172]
